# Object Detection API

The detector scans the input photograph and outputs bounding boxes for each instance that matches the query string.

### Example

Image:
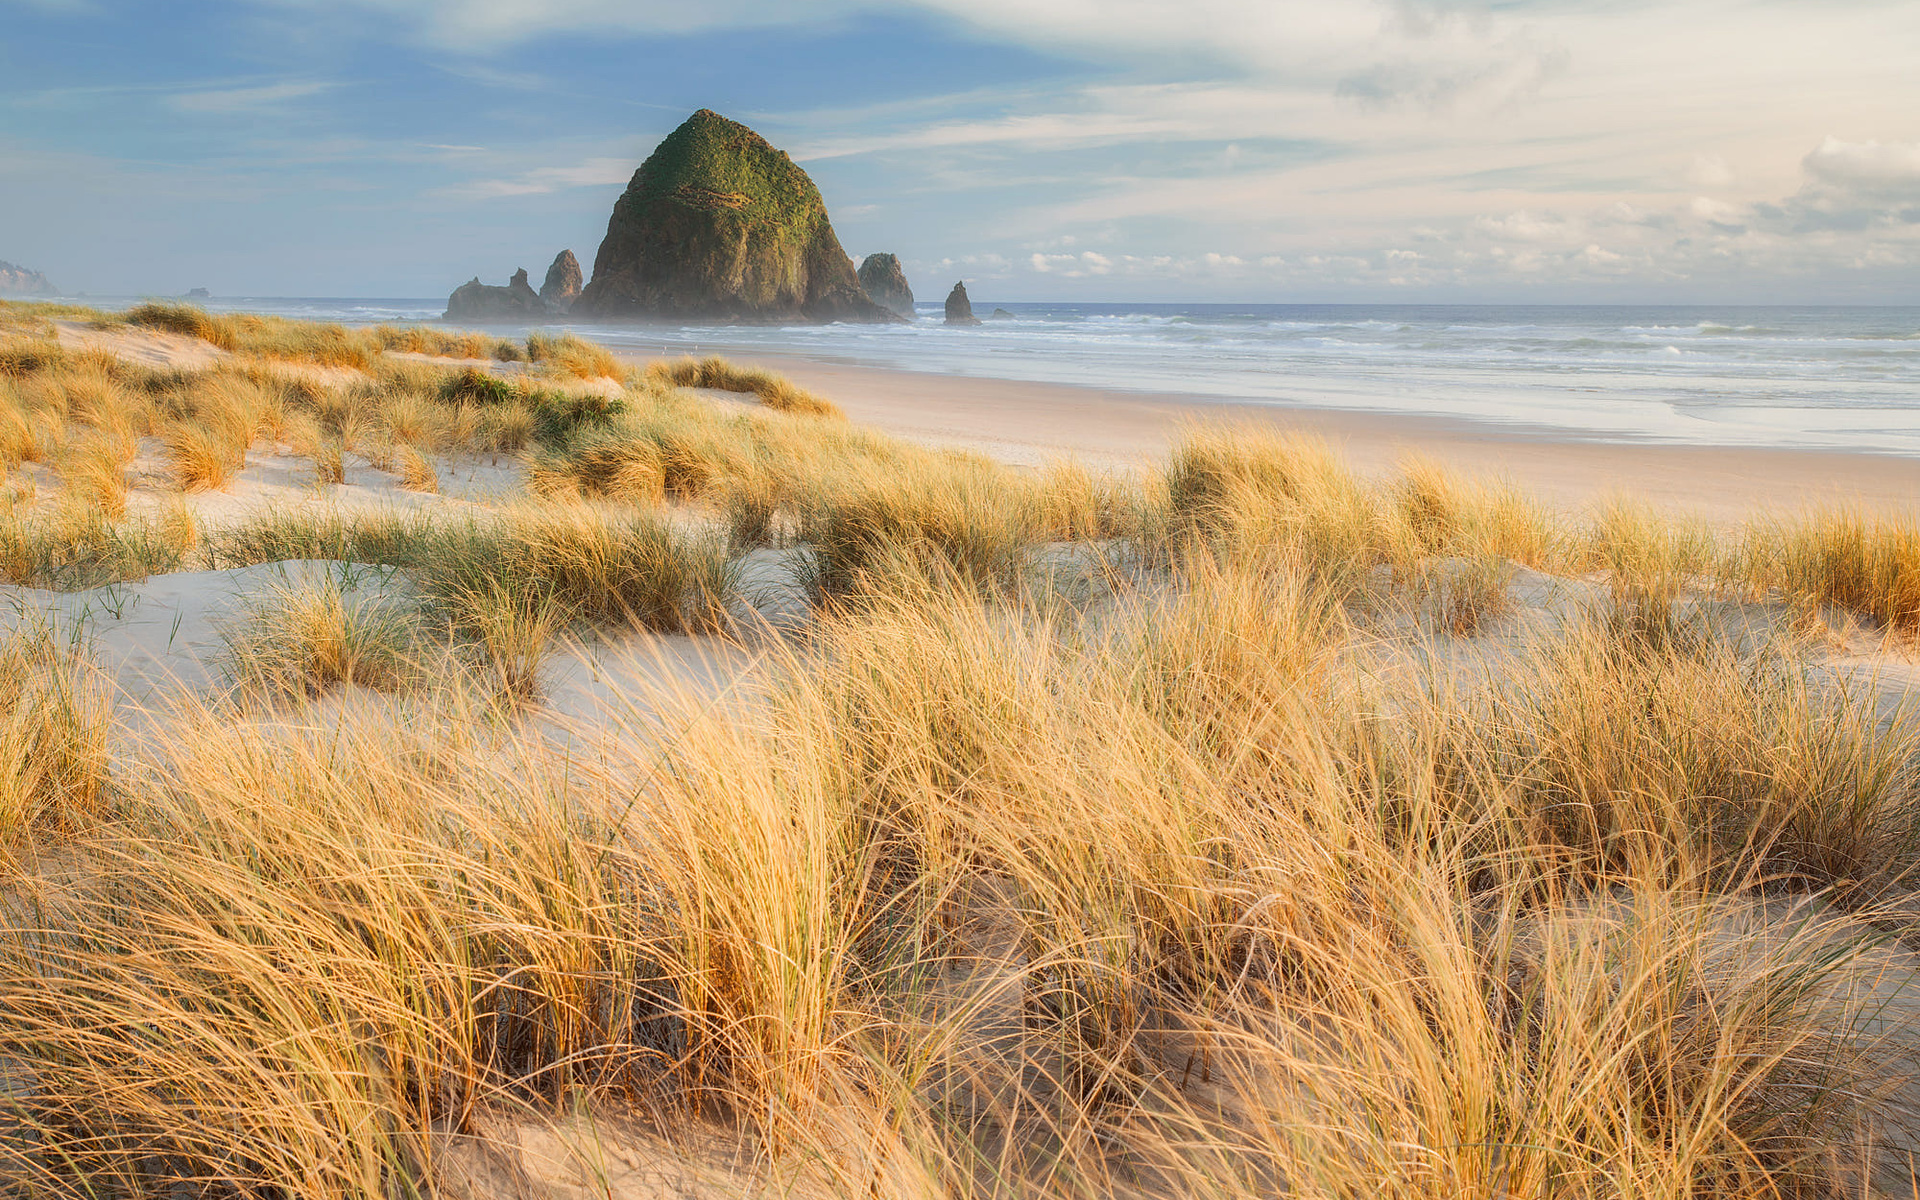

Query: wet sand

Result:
[700,353,1920,524]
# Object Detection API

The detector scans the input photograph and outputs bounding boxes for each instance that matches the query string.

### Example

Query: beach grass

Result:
[649,354,846,417]
[218,569,421,700]
[1,298,1919,1196]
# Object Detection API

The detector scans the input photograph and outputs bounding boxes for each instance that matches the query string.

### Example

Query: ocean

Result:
[92,298,1920,457]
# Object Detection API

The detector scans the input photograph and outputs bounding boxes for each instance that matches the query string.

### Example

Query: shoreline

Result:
[626,348,1920,524]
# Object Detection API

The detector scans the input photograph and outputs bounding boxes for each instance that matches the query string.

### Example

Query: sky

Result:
[4,0,1920,303]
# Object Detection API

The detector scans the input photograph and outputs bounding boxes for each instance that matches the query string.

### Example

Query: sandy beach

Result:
[715,352,1920,524]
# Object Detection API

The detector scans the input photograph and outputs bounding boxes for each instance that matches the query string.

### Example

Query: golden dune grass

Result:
[650,354,845,418]
[0,304,1918,1196]
[0,565,1912,1197]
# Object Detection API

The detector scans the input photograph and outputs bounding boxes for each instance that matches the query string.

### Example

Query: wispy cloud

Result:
[437,155,634,200]
[168,81,333,114]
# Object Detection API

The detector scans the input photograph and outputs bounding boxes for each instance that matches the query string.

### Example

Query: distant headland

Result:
[0,261,57,297]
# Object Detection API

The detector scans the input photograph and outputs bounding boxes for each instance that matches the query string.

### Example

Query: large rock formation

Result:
[0,261,56,297]
[573,109,898,323]
[540,250,582,310]
[445,268,546,320]
[944,281,981,326]
[857,253,914,318]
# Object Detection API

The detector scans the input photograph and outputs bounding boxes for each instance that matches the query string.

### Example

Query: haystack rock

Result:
[857,253,915,318]
[944,281,981,326]
[0,261,57,297]
[445,268,546,320]
[540,250,582,310]
[573,109,899,323]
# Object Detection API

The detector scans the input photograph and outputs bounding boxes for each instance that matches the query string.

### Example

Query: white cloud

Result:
[1801,136,1920,197]
[439,155,633,199]
[795,111,1195,160]
[168,81,332,114]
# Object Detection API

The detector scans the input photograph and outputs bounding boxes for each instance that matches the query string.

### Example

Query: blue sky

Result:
[6,0,1920,302]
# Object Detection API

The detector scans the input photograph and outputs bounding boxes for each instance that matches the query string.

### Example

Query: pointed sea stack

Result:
[574,109,899,323]
[540,250,582,310]
[944,281,981,326]
[857,253,915,318]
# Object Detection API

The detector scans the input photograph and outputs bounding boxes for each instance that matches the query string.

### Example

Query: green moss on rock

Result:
[574,110,898,324]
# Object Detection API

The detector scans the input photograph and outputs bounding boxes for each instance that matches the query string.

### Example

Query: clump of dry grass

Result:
[0,705,654,1196]
[370,323,507,360]
[649,355,844,418]
[442,576,570,703]
[310,438,346,485]
[474,400,537,455]
[163,420,244,491]
[128,302,376,367]
[794,453,1044,603]
[57,437,130,519]
[1583,495,1715,644]
[1033,459,1129,541]
[219,571,420,700]
[528,331,624,380]
[1418,549,1516,635]
[0,501,195,589]
[527,431,663,504]
[395,444,440,493]
[1163,427,1397,599]
[0,616,110,852]
[414,504,737,634]
[1395,452,1553,566]
[206,503,737,636]
[1741,505,1920,636]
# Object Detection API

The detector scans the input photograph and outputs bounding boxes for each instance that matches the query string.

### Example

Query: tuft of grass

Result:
[793,455,1042,603]
[1164,426,1396,599]
[219,572,420,700]
[123,301,238,349]
[371,323,508,359]
[1584,495,1715,645]
[1419,548,1516,636]
[1033,459,1128,541]
[0,503,194,589]
[379,390,440,446]
[57,437,130,520]
[438,365,520,407]
[207,504,736,635]
[475,401,537,454]
[164,420,244,491]
[1396,453,1553,567]
[0,617,110,853]
[649,355,844,418]
[1741,505,1920,635]
[442,576,570,703]
[395,444,440,494]
[311,438,346,485]
[528,331,623,380]
[414,504,737,634]
[128,303,376,367]
[0,335,66,379]
[527,432,663,505]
